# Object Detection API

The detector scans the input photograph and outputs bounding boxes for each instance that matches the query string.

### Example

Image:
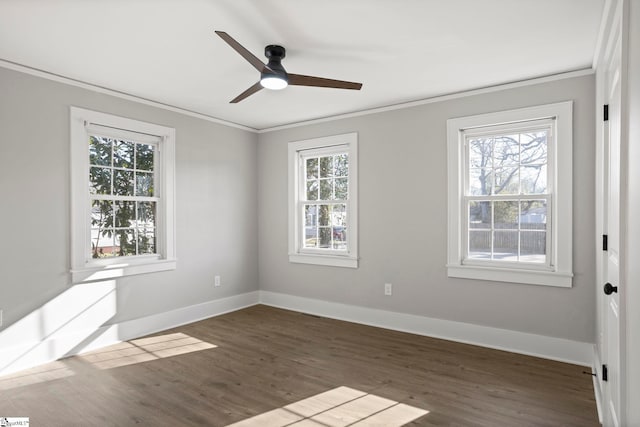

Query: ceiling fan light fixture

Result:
[260,74,288,90]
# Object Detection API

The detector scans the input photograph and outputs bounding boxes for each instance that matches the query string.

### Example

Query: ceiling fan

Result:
[215,31,363,103]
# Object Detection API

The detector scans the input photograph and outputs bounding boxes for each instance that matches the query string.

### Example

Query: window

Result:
[447,102,573,287]
[70,107,176,282]
[288,133,358,268]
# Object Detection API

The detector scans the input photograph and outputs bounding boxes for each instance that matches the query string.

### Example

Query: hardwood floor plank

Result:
[1,305,598,426]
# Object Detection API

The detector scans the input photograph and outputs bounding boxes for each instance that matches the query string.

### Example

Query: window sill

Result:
[446,264,572,287]
[289,253,358,268]
[71,259,177,283]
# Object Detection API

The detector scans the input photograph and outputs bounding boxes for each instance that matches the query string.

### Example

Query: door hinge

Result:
[604,104,609,121]
[603,234,608,251]
[602,364,608,382]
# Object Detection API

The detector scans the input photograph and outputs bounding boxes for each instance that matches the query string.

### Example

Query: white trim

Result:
[0,291,260,377]
[288,133,359,268]
[446,101,573,287]
[259,69,594,133]
[592,345,605,424]
[592,0,616,69]
[259,291,592,366]
[0,59,256,132]
[446,265,572,287]
[70,107,177,282]
[0,59,592,134]
[288,254,358,269]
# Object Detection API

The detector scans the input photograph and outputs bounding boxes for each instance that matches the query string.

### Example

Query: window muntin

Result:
[88,133,159,259]
[70,107,176,282]
[288,133,358,268]
[446,101,573,287]
[300,150,349,252]
[462,121,553,267]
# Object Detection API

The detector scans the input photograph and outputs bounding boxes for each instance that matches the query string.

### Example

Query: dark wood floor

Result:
[2,305,599,426]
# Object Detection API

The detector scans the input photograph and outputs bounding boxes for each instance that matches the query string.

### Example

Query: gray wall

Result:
[0,67,259,329]
[257,74,596,343]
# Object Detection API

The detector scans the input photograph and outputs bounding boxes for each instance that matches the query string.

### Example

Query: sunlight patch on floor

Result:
[78,332,216,369]
[227,386,428,427]
[0,361,74,390]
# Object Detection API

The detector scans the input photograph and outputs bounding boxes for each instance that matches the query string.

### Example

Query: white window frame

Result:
[70,107,176,283]
[288,133,358,268]
[446,102,573,287]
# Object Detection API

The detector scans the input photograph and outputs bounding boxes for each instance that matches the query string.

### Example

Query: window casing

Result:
[289,133,358,268]
[447,102,573,287]
[70,107,176,282]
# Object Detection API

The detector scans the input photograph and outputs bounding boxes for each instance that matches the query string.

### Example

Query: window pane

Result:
[320,179,332,200]
[113,170,134,196]
[494,201,519,229]
[469,230,491,259]
[335,154,348,177]
[137,229,156,254]
[113,140,134,169]
[320,156,333,178]
[468,138,492,169]
[520,131,548,165]
[493,135,520,167]
[521,165,547,194]
[91,229,114,258]
[469,168,492,196]
[318,204,330,226]
[520,200,547,230]
[115,201,135,228]
[137,202,156,227]
[469,201,491,229]
[306,157,318,179]
[114,229,136,256]
[335,178,348,200]
[304,227,318,248]
[493,230,518,261]
[305,205,317,226]
[333,226,347,249]
[319,227,331,248]
[89,167,112,195]
[136,172,154,196]
[136,143,154,171]
[332,203,347,227]
[91,200,113,229]
[89,136,112,166]
[306,180,318,201]
[494,167,519,194]
[520,231,546,262]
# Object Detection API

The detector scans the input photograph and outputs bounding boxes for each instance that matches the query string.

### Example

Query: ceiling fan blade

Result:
[288,74,362,90]
[230,82,263,103]
[215,31,272,73]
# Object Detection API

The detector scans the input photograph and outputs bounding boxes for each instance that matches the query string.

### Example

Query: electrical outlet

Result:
[384,283,392,296]
[214,275,221,287]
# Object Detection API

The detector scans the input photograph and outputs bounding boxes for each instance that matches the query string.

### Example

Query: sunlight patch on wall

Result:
[78,332,217,369]
[227,386,428,426]
[0,281,117,376]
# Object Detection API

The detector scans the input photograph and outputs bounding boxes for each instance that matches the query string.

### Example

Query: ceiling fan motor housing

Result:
[264,45,288,78]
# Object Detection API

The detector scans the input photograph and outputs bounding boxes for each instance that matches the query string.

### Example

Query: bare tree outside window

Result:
[466,129,549,263]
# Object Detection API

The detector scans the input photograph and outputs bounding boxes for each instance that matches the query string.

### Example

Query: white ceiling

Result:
[0,0,604,131]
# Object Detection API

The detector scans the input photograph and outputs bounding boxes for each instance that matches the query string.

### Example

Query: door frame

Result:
[594,0,630,425]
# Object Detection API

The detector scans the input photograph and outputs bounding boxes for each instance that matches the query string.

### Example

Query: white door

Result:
[603,22,622,427]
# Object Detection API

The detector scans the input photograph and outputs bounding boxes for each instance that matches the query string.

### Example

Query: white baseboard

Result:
[1,289,593,378]
[0,291,259,376]
[259,291,593,366]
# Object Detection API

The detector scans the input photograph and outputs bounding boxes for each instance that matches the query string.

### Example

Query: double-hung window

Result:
[70,107,176,282]
[447,102,573,287]
[288,133,358,268]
